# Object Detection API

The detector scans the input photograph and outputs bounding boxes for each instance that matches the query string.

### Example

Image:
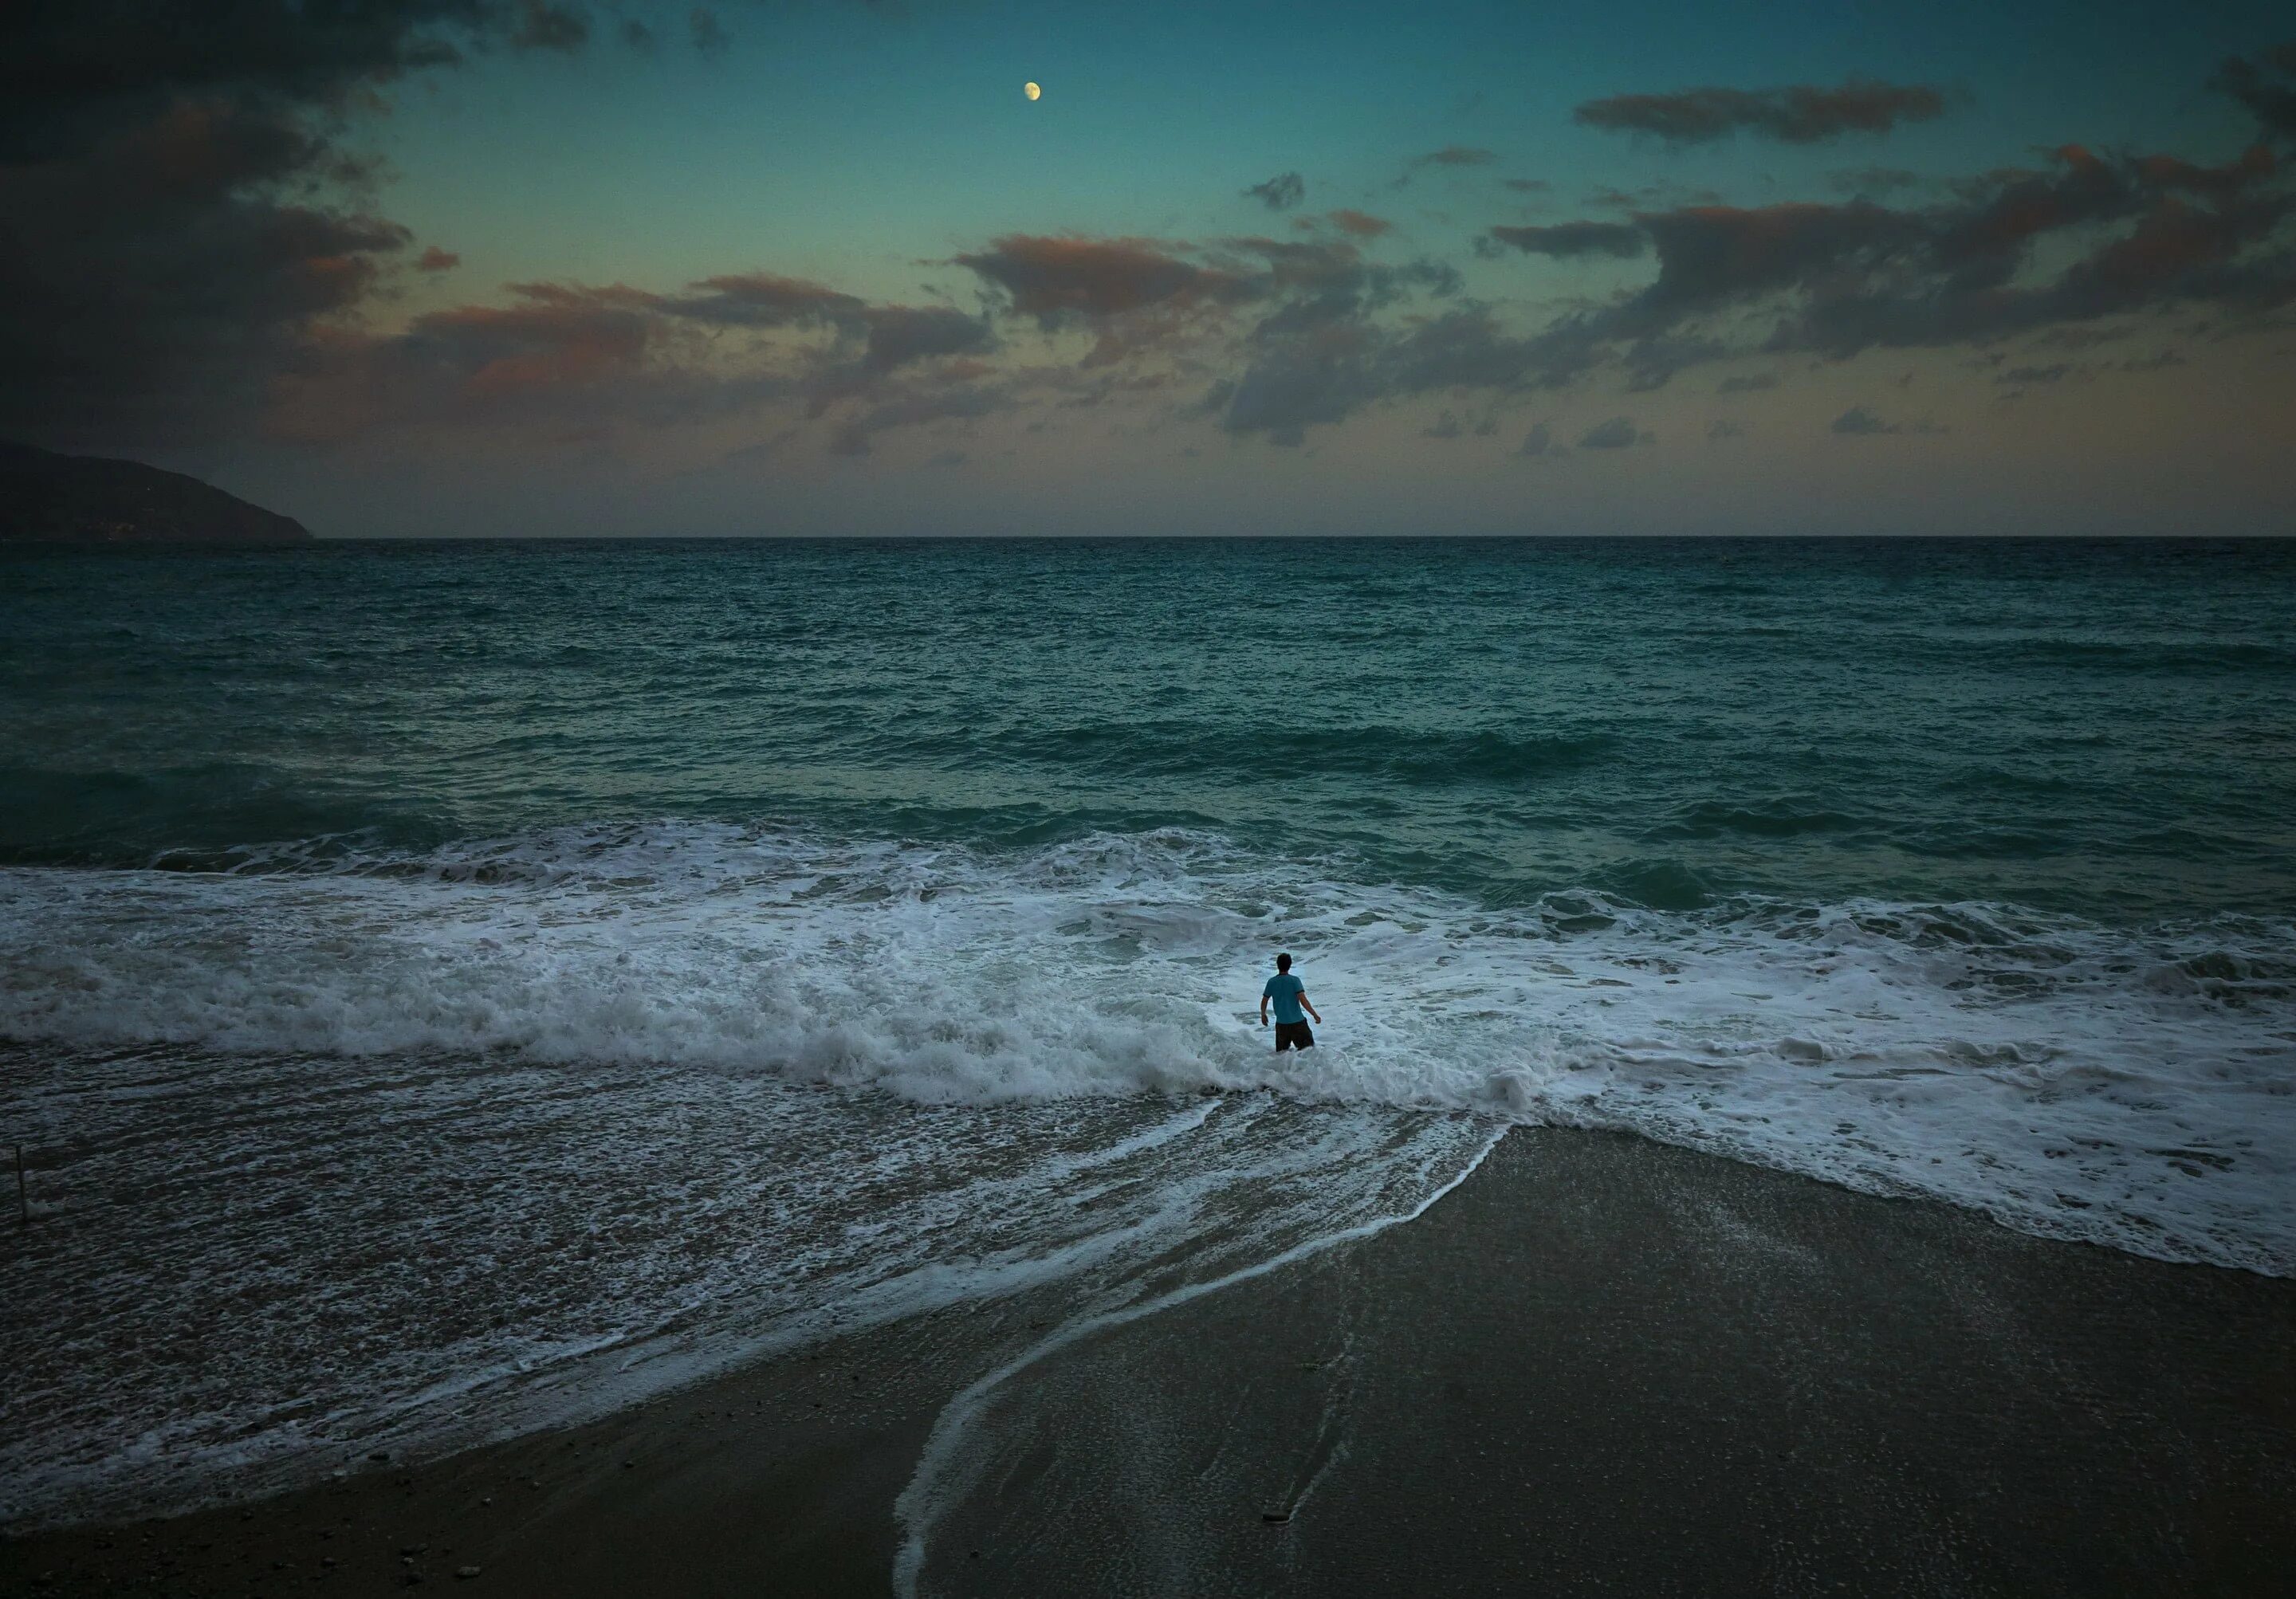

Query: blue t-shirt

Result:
[1263,972,1306,1024]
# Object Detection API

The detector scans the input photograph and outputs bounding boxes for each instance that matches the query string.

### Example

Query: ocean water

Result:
[3,536,2293,1528]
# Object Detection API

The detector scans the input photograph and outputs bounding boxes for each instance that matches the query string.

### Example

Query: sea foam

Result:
[4,820,2290,1271]
[2,821,2291,1526]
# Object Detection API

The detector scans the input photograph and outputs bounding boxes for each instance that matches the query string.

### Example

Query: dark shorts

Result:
[1274,1020,1315,1051]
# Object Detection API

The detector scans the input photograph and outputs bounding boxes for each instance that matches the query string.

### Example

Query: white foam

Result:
[2,822,2287,1271]
[1,821,2290,1526]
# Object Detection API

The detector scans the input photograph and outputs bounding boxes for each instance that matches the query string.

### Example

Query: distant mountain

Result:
[0,441,312,544]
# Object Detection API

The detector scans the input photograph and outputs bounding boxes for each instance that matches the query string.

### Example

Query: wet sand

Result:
[7,1125,2293,1595]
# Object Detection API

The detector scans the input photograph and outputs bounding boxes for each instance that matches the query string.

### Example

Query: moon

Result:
[1024,81,1041,101]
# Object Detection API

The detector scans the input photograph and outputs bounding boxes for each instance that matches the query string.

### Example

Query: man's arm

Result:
[1299,989,1322,1024]
[1259,992,1270,1026]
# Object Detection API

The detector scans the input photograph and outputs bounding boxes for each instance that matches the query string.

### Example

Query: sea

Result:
[3,536,2292,1528]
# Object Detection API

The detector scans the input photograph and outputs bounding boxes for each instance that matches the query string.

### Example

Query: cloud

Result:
[663,272,865,328]
[857,304,993,373]
[262,254,1002,454]
[1504,179,1551,194]
[2216,43,2296,142]
[1412,145,1498,168]
[1244,171,1306,210]
[1706,418,1744,439]
[1716,371,1779,392]
[512,3,592,52]
[689,7,731,58]
[955,235,1251,320]
[417,246,462,272]
[0,95,415,443]
[1484,221,1647,258]
[1996,363,2072,385]
[1421,407,1495,439]
[1465,142,2296,391]
[1574,78,1949,145]
[404,281,656,395]
[1514,421,1555,457]
[1830,406,1945,435]
[1328,208,1394,238]
[1578,416,1645,448]
[0,1,675,446]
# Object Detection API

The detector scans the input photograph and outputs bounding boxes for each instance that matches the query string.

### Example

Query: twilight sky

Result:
[4,2,2292,536]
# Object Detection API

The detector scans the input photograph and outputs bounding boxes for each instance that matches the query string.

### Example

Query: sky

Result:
[3,1,2293,536]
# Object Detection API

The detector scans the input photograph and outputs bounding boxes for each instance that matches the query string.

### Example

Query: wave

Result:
[3,819,2290,1273]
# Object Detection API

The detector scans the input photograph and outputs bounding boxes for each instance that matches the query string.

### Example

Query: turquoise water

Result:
[5,537,2294,917]
[2,537,2294,1527]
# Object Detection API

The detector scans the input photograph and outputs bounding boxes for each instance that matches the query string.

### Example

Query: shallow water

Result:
[2,537,2291,1526]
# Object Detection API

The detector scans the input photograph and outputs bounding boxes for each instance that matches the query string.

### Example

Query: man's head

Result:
[1276,952,1292,972]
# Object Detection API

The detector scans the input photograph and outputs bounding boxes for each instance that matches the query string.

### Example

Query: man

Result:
[1259,952,1322,1052]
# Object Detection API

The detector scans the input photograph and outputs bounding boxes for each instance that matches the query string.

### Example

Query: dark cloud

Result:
[407,282,655,394]
[1716,371,1779,393]
[688,7,730,58]
[1328,208,1394,238]
[1484,221,1647,258]
[417,246,462,272]
[1210,295,1593,445]
[2216,43,2296,142]
[0,2,496,163]
[0,2,656,446]
[0,95,415,442]
[1514,422,1555,457]
[1997,363,2072,385]
[1578,416,1645,448]
[1224,236,1459,337]
[857,305,993,373]
[1504,179,1551,194]
[1415,145,1497,167]
[1465,144,2296,391]
[955,235,1252,320]
[947,230,1464,395]
[1244,171,1306,210]
[662,272,865,328]
[1421,407,1495,439]
[511,2,592,52]
[263,261,993,452]
[1707,418,1745,440]
[1574,78,1948,145]
[1829,406,1945,436]
[1582,182,1727,212]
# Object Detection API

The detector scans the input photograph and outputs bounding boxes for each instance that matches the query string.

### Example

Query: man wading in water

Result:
[1260,952,1322,1051]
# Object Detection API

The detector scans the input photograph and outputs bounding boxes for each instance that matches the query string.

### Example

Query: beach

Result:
[7,1122,2290,1596]
[4,538,2293,1589]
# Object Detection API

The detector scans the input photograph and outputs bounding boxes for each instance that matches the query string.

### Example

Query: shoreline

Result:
[6,1123,2293,1595]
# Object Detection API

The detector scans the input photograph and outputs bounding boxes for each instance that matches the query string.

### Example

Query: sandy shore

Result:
[7,1124,2293,1595]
